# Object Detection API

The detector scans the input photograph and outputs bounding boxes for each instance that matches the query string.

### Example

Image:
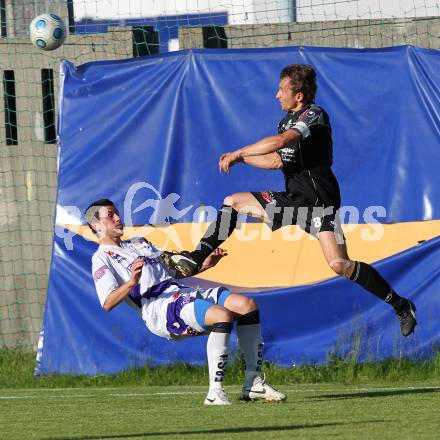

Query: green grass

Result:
[1,351,440,439]
[2,383,440,439]
[2,350,440,388]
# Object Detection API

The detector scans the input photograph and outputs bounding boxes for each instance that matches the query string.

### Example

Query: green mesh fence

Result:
[0,0,438,351]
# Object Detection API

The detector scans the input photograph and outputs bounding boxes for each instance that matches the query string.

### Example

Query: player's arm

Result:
[198,248,228,273]
[219,130,299,173]
[239,130,300,157]
[103,259,144,312]
[239,152,283,170]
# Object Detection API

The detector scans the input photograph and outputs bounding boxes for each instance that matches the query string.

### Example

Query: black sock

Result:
[190,204,238,264]
[349,261,402,307]
[211,321,233,333]
[237,310,260,326]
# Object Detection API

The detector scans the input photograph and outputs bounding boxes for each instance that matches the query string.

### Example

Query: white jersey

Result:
[91,237,178,337]
[91,237,228,340]
[91,237,172,306]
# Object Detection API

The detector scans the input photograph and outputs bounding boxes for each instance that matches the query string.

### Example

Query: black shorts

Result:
[251,190,343,238]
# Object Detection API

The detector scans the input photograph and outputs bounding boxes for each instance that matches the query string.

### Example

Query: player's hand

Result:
[219,151,242,174]
[200,248,228,271]
[129,258,144,285]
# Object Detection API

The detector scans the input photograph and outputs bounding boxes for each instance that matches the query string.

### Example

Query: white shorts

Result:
[141,285,231,340]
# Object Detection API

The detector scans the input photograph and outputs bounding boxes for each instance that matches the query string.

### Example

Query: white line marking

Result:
[0,390,207,400]
[1,385,438,400]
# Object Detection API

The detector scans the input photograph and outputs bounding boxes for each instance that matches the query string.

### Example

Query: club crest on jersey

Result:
[299,108,319,124]
[105,250,126,263]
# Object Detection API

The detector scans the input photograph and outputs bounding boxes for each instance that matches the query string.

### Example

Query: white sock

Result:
[237,323,263,385]
[207,329,231,391]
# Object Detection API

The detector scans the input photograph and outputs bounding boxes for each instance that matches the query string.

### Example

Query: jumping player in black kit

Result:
[162,64,417,337]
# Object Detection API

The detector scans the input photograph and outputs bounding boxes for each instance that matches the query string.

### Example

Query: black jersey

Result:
[277,103,333,174]
[276,104,341,209]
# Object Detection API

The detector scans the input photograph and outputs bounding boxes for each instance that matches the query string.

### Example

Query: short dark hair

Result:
[280,64,317,103]
[84,198,115,234]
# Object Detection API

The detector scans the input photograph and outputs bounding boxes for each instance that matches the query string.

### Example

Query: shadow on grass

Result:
[311,387,440,401]
[43,420,385,439]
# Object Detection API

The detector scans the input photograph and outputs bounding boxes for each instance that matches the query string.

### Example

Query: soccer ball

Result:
[29,13,67,51]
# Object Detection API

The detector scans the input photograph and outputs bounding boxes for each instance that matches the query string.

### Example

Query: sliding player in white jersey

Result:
[86,198,285,405]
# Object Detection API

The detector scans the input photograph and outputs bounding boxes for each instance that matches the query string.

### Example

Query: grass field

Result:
[2,382,440,439]
[2,351,440,439]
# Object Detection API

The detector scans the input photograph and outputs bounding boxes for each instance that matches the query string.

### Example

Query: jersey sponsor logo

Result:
[93,265,109,281]
[141,255,160,264]
[127,255,160,271]
[279,146,296,161]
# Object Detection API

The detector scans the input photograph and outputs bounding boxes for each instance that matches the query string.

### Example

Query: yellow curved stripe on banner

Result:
[66,221,440,288]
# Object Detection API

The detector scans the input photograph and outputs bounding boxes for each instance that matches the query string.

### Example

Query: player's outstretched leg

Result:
[226,296,286,402]
[161,203,238,277]
[162,192,263,278]
[345,261,417,336]
[319,231,417,337]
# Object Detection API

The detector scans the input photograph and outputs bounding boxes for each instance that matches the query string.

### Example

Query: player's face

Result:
[96,206,124,238]
[276,77,304,112]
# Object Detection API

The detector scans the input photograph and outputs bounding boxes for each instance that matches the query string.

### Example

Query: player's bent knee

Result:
[224,293,257,314]
[331,262,345,276]
[329,258,353,278]
[215,307,234,323]
[233,294,257,313]
[243,297,258,312]
[205,305,234,326]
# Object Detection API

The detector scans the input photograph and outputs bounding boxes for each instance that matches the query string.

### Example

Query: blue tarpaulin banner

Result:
[56,45,440,225]
[39,46,440,374]
[39,232,440,375]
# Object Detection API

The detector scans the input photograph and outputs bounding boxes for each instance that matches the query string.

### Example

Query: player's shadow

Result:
[311,386,440,401]
[44,420,385,440]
